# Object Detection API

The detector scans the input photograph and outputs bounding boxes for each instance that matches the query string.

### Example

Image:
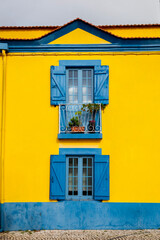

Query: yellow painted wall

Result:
[104,26,160,38]
[0,56,2,203]
[1,51,160,204]
[49,28,110,44]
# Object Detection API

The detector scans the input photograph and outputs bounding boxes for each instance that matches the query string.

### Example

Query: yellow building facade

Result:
[0,19,160,230]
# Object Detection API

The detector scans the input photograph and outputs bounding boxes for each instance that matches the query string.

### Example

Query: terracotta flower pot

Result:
[71,126,85,133]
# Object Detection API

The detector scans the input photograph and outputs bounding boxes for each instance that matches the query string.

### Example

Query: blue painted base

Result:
[58,133,102,139]
[2,202,160,231]
[0,203,3,232]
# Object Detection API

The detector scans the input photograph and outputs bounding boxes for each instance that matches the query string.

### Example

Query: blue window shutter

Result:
[50,66,66,105]
[50,155,66,200]
[94,155,109,200]
[94,65,109,104]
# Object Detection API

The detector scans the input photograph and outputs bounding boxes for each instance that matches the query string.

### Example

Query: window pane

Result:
[82,87,87,95]
[82,78,87,86]
[74,177,78,186]
[69,70,72,78]
[88,87,92,95]
[82,70,86,78]
[69,158,73,166]
[88,70,92,77]
[88,158,92,167]
[83,177,87,186]
[74,158,78,166]
[88,177,92,185]
[74,168,78,177]
[69,177,72,186]
[83,168,87,177]
[88,168,92,176]
[74,96,78,103]
[83,158,87,166]
[74,70,78,78]
[69,168,73,176]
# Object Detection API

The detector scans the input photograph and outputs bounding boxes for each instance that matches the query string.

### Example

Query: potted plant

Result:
[81,103,106,133]
[68,111,85,133]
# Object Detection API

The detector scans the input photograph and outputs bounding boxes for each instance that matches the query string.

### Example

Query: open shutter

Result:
[50,155,66,200]
[94,155,109,200]
[94,65,109,104]
[50,66,66,105]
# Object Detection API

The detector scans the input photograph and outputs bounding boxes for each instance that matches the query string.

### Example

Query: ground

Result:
[1,230,160,240]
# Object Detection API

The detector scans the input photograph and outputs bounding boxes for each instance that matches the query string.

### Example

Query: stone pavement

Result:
[0,230,160,240]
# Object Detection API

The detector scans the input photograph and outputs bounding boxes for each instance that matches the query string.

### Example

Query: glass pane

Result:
[74,168,78,177]
[69,168,73,176]
[69,70,72,78]
[74,177,78,186]
[88,78,92,86]
[69,87,73,95]
[74,70,78,78]
[88,168,92,176]
[83,158,87,166]
[82,87,87,95]
[74,96,78,103]
[83,168,87,177]
[69,79,72,87]
[82,78,87,86]
[88,70,92,77]
[88,88,92,95]
[88,177,92,185]
[88,95,92,103]
[82,70,86,78]
[74,158,78,166]
[83,177,87,185]
[69,96,73,103]
[88,158,92,167]
[69,158,73,166]
[83,96,87,103]
[88,186,92,196]
[74,87,78,94]
[74,79,78,86]
[69,177,72,186]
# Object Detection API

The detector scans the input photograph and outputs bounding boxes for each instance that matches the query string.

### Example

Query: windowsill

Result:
[58,133,102,139]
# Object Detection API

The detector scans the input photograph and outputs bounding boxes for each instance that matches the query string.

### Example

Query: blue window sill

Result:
[58,133,102,139]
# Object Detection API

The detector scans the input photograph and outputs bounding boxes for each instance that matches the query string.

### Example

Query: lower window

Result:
[66,156,93,200]
[50,149,109,201]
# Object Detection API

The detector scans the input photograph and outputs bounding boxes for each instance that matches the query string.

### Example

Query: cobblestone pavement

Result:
[1,230,160,240]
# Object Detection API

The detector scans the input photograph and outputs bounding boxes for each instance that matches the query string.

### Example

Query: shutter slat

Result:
[94,155,109,200]
[94,65,109,104]
[50,66,66,105]
[50,155,66,200]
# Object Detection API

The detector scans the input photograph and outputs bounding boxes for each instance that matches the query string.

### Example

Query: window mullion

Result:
[78,70,82,103]
[78,157,83,198]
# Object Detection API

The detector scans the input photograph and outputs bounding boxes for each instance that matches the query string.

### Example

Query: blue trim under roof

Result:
[0,19,160,53]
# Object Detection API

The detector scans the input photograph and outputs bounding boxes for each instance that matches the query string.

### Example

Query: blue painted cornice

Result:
[0,43,8,51]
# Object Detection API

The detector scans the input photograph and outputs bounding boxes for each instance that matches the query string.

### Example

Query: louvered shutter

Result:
[50,155,66,200]
[50,66,66,105]
[94,65,109,104]
[94,155,109,200]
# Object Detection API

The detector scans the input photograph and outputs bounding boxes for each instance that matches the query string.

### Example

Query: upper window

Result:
[67,68,93,104]
[50,61,109,106]
[50,61,109,139]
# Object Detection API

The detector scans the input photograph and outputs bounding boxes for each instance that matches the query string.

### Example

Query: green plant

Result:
[68,111,82,127]
[81,103,106,113]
